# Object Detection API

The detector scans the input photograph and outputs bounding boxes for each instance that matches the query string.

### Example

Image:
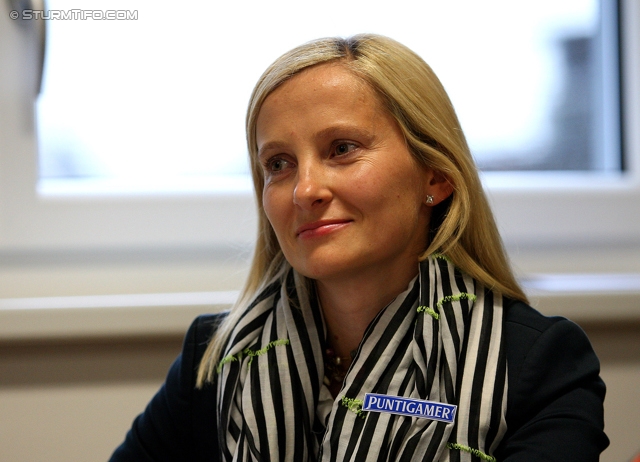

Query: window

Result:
[1,0,639,259]
[38,0,618,193]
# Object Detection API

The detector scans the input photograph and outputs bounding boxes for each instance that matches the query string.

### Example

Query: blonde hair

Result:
[196,34,527,387]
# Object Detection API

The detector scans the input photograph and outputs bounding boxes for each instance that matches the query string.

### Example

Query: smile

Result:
[296,219,352,239]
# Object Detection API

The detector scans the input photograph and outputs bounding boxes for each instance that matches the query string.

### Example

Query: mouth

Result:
[296,219,352,238]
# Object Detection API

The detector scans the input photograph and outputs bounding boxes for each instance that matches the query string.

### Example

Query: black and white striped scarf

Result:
[216,255,507,461]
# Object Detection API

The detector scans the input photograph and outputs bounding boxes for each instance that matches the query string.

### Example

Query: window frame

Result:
[1,0,639,258]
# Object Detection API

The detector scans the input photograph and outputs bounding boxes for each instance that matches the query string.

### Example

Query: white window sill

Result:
[0,291,237,341]
[523,273,640,323]
[1,275,639,342]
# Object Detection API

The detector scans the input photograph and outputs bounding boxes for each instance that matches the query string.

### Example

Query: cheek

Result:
[340,170,380,203]
[372,175,426,221]
[262,187,288,236]
[262,191,276,227]
[350,171,412,208]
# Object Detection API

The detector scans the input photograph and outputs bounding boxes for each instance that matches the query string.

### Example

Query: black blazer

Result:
[110,299,609,461]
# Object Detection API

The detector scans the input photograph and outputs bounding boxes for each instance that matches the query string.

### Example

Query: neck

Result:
[316,264,419,360]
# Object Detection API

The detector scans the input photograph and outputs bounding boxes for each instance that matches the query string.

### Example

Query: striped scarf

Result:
[216,255,507,461]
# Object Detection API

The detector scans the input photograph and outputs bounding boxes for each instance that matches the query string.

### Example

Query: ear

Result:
[424,169,453,206]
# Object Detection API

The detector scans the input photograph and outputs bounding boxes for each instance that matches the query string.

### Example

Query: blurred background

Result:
[1,0,639,460]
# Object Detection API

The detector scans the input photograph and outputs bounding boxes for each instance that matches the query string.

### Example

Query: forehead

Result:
[256,64,386,137]
[281,62,369,93]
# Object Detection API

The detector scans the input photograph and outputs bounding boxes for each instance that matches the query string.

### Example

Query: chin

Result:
[289,262,334,281]
[289,256,360,283]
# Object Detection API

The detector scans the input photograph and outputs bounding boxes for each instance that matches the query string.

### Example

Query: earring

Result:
[425,195,434,205]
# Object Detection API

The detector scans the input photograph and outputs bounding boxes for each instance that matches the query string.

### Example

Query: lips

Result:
[296,219,352,238]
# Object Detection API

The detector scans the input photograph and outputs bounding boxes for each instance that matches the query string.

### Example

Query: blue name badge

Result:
[363,393,457,423]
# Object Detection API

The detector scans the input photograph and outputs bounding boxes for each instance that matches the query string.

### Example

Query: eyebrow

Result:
[257,141,289,159]
[314,125,375,144]
[257,123,377,158]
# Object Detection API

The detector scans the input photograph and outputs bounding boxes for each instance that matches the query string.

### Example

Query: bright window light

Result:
[37,0,617,195]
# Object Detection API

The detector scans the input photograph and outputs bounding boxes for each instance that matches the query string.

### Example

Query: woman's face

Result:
[256,64,434,284]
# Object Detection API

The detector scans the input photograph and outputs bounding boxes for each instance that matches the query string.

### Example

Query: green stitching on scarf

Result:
[417,293,476,320]
[432,253,451,262]
[217,352,241,373]
[340,397,366,419]
[216,339,290,373]
[417,305,440,319]
[246,339,290,365]
[436,293,477,308]
[447,443,496,462]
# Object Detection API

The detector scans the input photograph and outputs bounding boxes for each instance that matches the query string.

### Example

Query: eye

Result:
[264,156,291,175]
[332,142,358,157]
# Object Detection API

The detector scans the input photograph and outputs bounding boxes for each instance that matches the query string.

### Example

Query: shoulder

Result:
[174,312,230,460]
[497,298,609,460]
[502,298,602,396]
[502,298,566,381]
[179,312,229,395]
[109,312,228,462]
[503,296,563,338]
[185,312,228,344]
[183,313,229,362]
[502,297,604,408]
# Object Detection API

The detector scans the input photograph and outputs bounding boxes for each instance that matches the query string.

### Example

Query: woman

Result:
[111,35,608,461]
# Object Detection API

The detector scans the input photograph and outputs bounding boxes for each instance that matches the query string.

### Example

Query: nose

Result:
[293,162,332,210]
